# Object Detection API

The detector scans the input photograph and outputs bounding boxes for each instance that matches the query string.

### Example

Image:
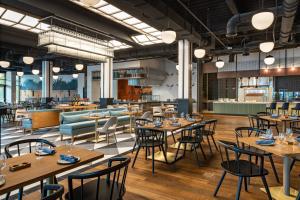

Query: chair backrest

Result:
[135,127,165,145]
[135,118,152,127]
[282,102,289,109]
[295,103,300,110]
[181,123,205,142]
[67,156,130,200]
[270,102,277,109]
[257,112,270,116]
[5,139,56,158]
[153,106,162,114]
[141,111,151,119]
[203,119,217,132]
[234,127,264,146]
[291,120,300,134]
[103,117,118,131]
[217,140,265,177]
[248,115,259,128]
[42,184,64,200]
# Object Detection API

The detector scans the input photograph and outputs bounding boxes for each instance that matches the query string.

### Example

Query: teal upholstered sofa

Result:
[59,108,130,141]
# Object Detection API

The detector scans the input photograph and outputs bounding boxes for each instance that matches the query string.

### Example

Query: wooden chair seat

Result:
[221,160,269,177]
[65,179,125,200]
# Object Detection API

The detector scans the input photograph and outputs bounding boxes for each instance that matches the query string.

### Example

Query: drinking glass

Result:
[35,142,42,160]
[0,154,7,175]
[65,140,72,153]
[278,132,285,143]
[286,128,293,142]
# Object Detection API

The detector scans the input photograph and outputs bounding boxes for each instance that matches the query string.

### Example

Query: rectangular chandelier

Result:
[38,18,114,62]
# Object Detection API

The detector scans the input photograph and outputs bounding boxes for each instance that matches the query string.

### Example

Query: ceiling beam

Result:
[16,0,138,46]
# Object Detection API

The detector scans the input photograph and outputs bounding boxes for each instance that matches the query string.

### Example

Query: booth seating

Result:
[22,109,61,133]
[59,108,130,142]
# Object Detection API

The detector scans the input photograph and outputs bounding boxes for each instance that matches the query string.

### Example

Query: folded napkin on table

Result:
[187,118,196,122]
[271,114,279,118]
[60,154,78,163]
[171,122,181,127]
[40,147,55,154]
[256,139,275,145]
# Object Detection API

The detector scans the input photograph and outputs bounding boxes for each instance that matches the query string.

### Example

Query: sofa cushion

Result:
[62,113,90,124]
[93,111,110,117]
[110,109,127,116]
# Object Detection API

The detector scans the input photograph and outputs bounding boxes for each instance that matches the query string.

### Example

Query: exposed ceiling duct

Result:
[279,0,299,43]
[226,7,283,37]
[225,0,239,15]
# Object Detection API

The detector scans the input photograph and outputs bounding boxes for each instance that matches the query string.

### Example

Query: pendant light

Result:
[75,64,84,71]
[53,75,58,80]
[161,28,176,44]
[251,11,274,30]
[194,48,206,58]
[72,73,79,78]
[259,41,274,53]
[17,70,24,77]
[39,76,43,81]
[0,61,10,68]
[215,58,225,68]
[176,64,180,71]
[32,66,39,75]
[264,55,275,65]
[79,0,101,6]
[52,66,60,73]
[23,56,34,65]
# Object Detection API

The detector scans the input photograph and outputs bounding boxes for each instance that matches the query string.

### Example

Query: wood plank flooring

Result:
[24,114,300,200]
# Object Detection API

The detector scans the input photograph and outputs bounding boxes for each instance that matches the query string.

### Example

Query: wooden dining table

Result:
[259,115,298,132]
[0,146,104,198]
[142,118,202,164]
[238,137,300,200]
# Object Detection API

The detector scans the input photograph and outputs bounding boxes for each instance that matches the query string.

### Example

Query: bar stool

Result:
[266,102,277,114]
[291,103,300,116]
[278,102,289,115]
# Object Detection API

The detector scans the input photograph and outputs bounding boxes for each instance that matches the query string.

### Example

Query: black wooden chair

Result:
[4,139,57,200]
[278,102,289,115]
[257,112,279,133]
[132,118,153,153]
[65,156,130,200]
[292,103,300,116]
[213,140,272,200]
[174,123,207,166]
[42,184,64,200]
[289,120,300,172]
[202,119,218,154]
[132,127,167,174]
[248,115,259,129]
[235,127,280,183]
[266,102,277,114]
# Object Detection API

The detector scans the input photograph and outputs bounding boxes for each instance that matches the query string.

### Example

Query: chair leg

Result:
[132,141,137,154]
[193,144,200,166]
[206,136,213,155]
[199,143,207,160]
[211,135,219,151]
[5,192,10,200]
[145,147,148,160]
[290,159,296,172]
[40,180,44,194]
[243,177,248,192]
[18,188,23,200]
[152,146,155,174]
[132,146,141,168]
[268,155,280,183]
[175,142,181,160]
[171,131,176,143]
[261,175,272,200]
[161,144,168,163]
[213,171,227,197]
[113,132,117,143]
[183,143,187,157]
[235,177,243,200]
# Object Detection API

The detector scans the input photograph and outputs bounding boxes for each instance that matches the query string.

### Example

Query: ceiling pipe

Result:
[279,0,299,44]
[226,6,283,37]
[225,0,239,15]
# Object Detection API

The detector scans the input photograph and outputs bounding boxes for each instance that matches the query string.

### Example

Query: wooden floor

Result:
[24,114,300,200]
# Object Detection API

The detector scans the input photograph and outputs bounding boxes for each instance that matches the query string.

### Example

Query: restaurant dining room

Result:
[0,0,300,199]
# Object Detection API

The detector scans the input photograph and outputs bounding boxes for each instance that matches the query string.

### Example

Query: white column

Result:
[178,39,192,99]
[77,73,85,98]
[42,60,53,98]
[87,65,101,101]
[100,58,113,98]
[5,71,16,103]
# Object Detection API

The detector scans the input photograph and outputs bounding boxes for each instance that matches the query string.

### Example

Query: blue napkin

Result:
[41,147,55,154]
[256,139,275,145]
[171,122,181,127]
[187,118,196,122]
[271,114,279,118]
[60,154,78,163]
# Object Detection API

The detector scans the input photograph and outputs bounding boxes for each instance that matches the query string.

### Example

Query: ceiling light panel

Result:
[0,19,15,26]
[133,22,150,29]
[20,16,39,27]
[112,11,131,20]
[92,0,108,8]
[98,4,120,14]
[123,17,141,25]
[2,9,24,22]
[0,7,5,15]
[13,24,30,30]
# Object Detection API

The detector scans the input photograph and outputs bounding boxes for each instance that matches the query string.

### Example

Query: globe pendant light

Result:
[161,28,176,44]
[251,11,274,30]
[53,75,58,80]
[0,61,10,68]
[17,71,24,77]
[215,58,225,68]
[264,55,275,65]
[72,73,79,78]
[79,0,101,6]
[23,56,34,65]
[194,48,206,58]
[75,64,84,71]
[259,41,274,53]
[32,66,39,75]
[52,66,60,73]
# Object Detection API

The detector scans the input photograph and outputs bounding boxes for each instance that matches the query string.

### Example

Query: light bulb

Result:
[251,11,274,30]
[264,55,275,65]
[259,41,274,53]
[194,48,206,58]
[23,56,34,64]
[161,28,176,44]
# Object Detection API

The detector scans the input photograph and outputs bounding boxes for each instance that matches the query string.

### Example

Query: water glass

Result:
[278,132,285,143]
[0,154,7,175]
[65,140,72,153]
[35,143,42,160]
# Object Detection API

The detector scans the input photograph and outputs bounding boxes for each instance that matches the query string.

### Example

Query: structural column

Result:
[100,58,113,98]
[77,73,85,98]
[5,71,16,103]
[42,60,53,98]
[178,39,192,99]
